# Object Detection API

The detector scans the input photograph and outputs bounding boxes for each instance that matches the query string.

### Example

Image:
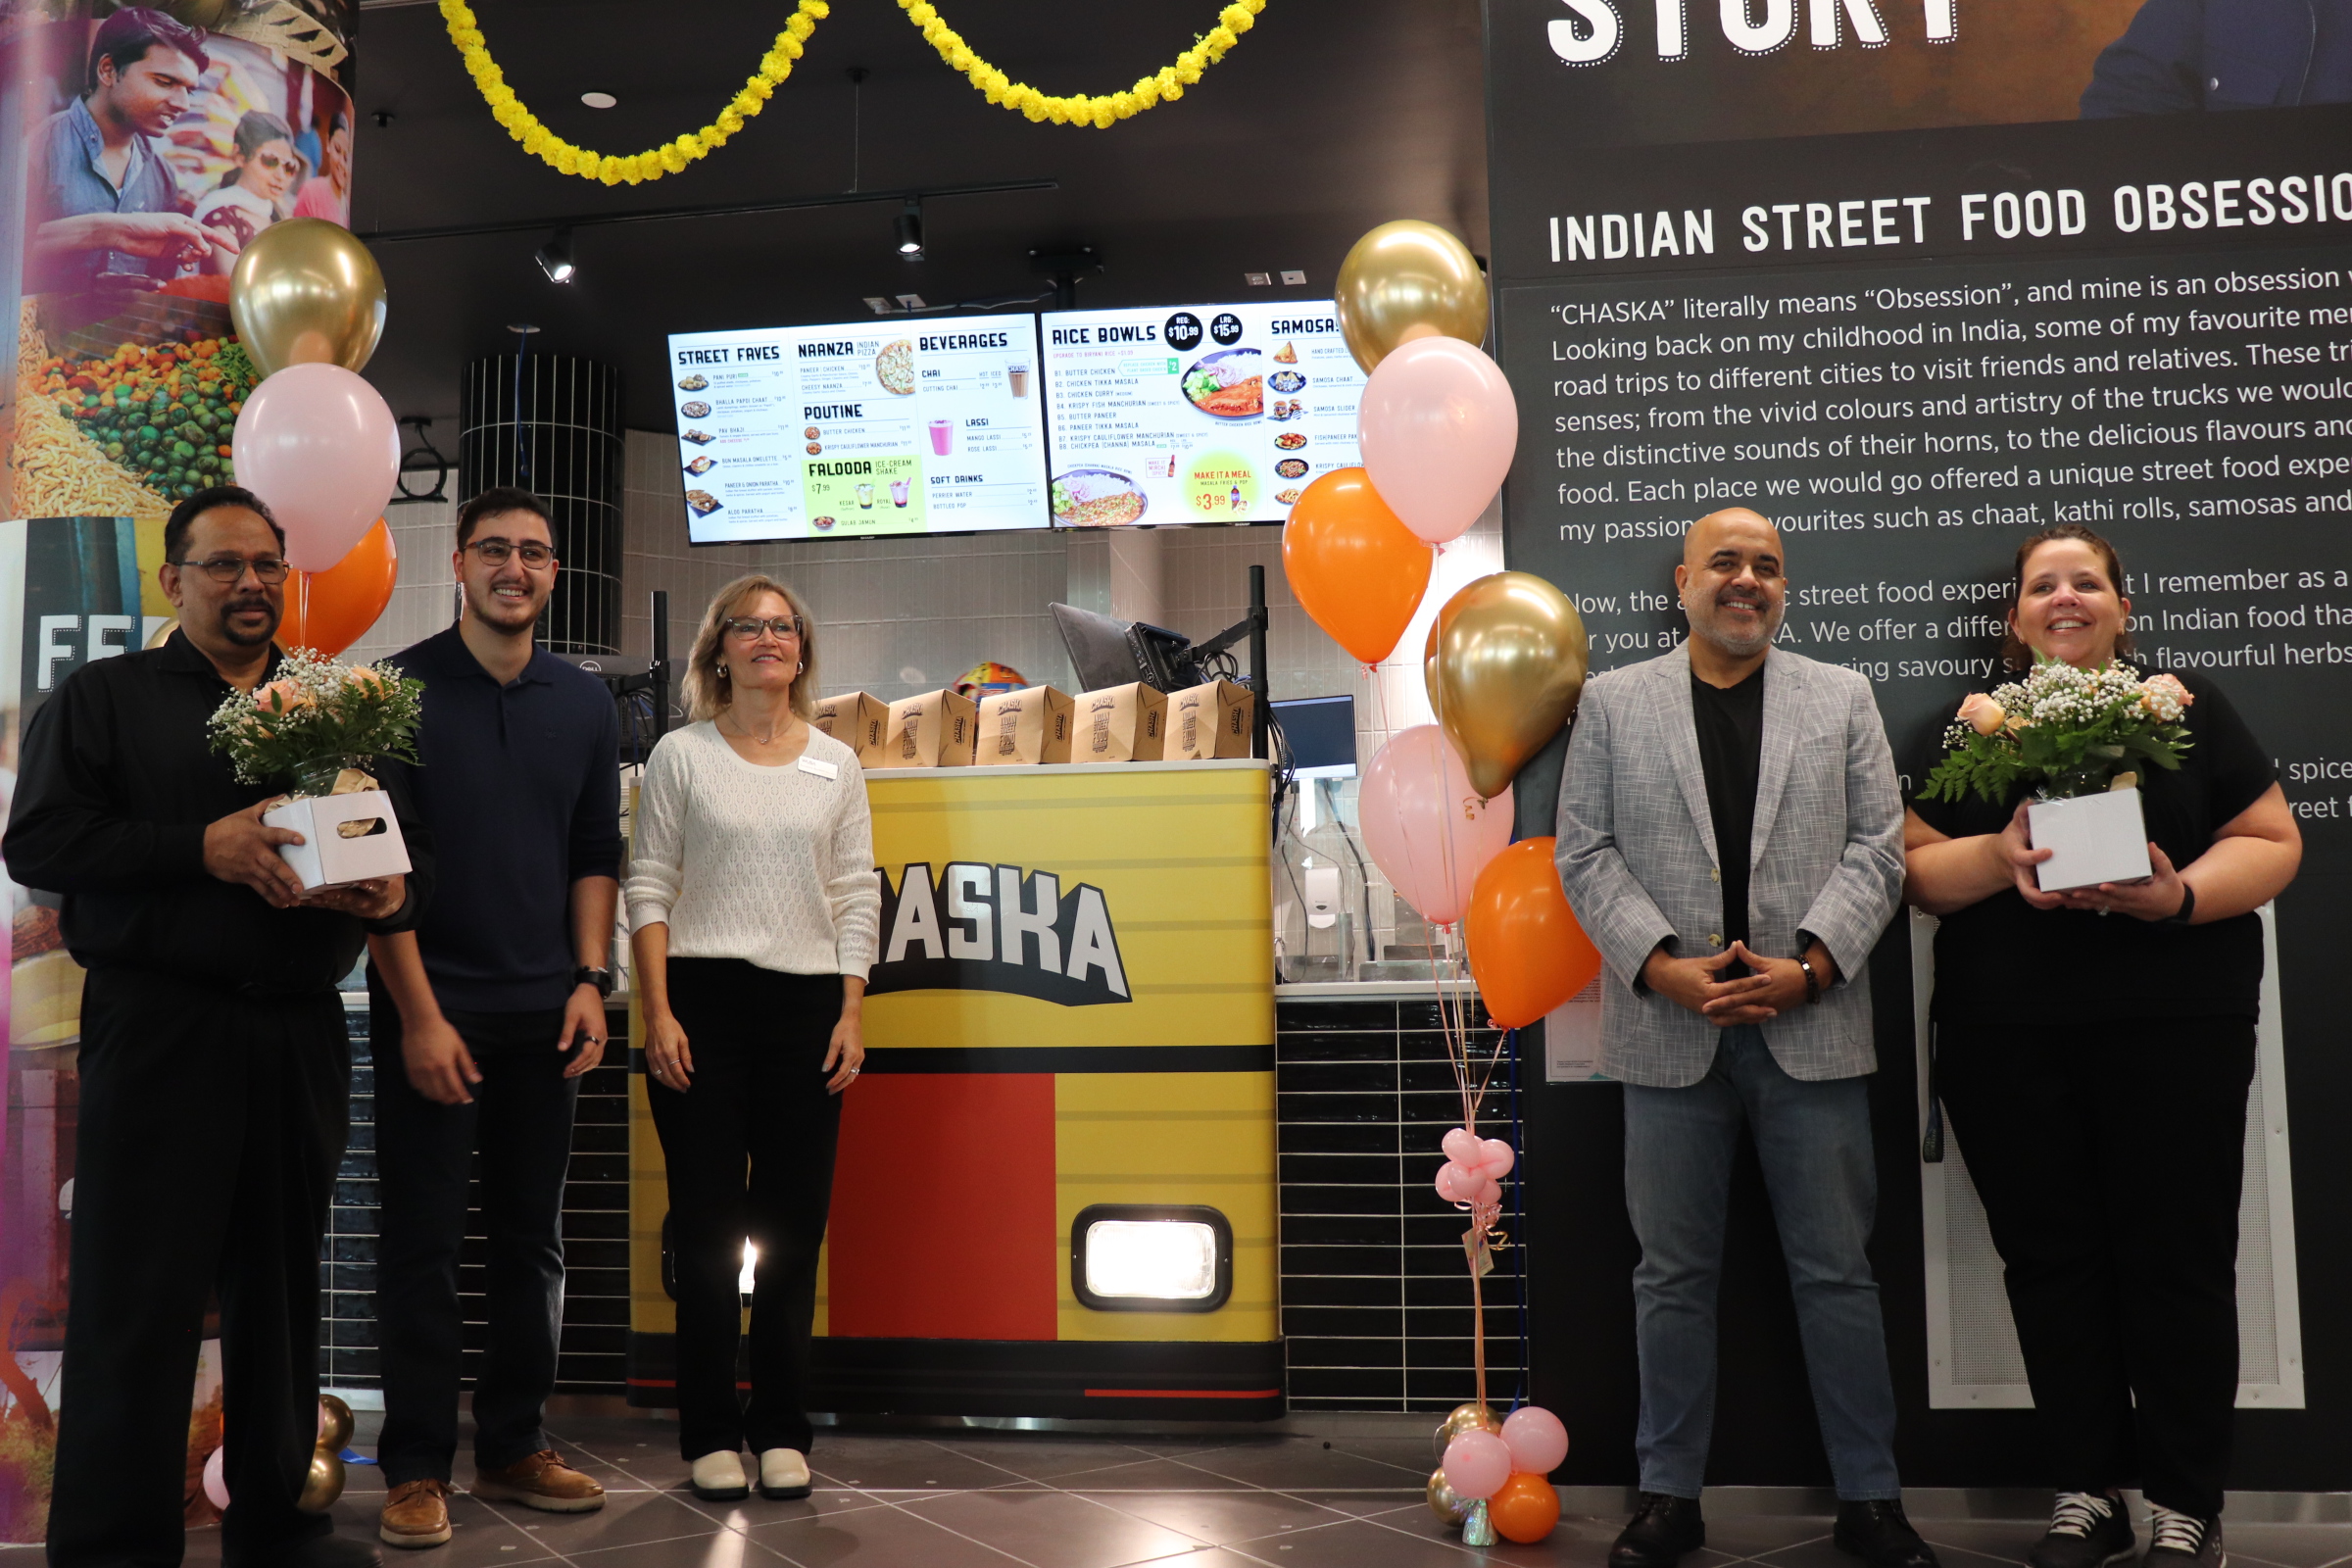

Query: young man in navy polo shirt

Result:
[367,487,621,1547]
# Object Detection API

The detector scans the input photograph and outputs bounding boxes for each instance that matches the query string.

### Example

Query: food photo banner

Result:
[1484,0,2352,1489]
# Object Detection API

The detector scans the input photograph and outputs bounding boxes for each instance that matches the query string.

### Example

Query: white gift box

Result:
[2028,786,2153,893]
[264,789,412,892]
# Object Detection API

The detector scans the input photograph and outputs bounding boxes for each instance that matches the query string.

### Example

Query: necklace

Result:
[721,710,799,747]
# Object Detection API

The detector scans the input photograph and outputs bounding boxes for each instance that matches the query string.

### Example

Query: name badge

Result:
[797,756,839,780]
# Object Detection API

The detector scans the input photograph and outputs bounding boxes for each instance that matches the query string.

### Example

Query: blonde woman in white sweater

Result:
[624,575,878,1503]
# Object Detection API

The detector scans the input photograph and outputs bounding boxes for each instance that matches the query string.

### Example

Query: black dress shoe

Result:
[1610,1492,1706,1568]
[1836,1499,1941,1568]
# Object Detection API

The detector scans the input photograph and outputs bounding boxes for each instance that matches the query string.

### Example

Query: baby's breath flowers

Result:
[1923,659,2194,805]
[208,649,423,788]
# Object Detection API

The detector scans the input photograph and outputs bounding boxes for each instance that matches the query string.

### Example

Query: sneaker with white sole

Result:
[758,1448,811,1500]
[2142,1507,2225,1568]
[689,1449,750,1500]
[468,1449,605,1513]
[2027,1492,2135,1568]
[378,1479,452,1549]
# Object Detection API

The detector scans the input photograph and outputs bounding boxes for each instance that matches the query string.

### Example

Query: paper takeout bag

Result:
[977,685,1075,765]
[1166,678,1255,761]
[266,789,411,891]
[1073,683,1167,763]
[876,689,978,768]
[812,692,891,766]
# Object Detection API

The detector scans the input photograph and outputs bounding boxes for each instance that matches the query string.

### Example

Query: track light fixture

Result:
[535,228,575,283]
[895,199,924,258]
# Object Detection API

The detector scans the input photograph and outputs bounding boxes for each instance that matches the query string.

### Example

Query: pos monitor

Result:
[665,318,1049,543]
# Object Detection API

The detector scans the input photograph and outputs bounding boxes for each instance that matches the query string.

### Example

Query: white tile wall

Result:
[346,498,459,665]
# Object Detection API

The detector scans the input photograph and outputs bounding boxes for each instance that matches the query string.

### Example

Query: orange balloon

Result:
[1488,1471,1561,1544]
[1465,837,1604,1029]
[280,518,398,657]
[1281,467,1432,664]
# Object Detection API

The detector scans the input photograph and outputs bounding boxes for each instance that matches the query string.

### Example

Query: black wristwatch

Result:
[574,965,613,999]
[2163,883,2197,926]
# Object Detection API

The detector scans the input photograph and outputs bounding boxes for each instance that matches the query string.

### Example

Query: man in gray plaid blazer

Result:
[1555,510,1928,1568]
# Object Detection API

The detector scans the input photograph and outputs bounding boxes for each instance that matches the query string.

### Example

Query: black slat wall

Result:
[320,1005,633,1396]
[1276,995,1529,1412]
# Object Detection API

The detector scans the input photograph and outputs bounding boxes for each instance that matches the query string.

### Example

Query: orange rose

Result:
[1956,692,2005,736]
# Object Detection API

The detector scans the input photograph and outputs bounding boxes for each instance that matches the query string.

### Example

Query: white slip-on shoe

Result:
[758,1448,811,1500]
[688,1450,750,1500]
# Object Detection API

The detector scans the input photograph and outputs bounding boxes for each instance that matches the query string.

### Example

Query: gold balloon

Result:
[297,1446,347,1512]
[1432,1399,1502,1463]
[1428,571,1589,802]
[1333,220,1490,375]
[230,219,387,380]
[318,1394,354,1452]
[1427,1466,1471,1526]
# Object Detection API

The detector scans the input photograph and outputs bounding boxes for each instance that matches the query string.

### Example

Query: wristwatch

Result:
[574,965,613,999]
[2162,883,2197,926]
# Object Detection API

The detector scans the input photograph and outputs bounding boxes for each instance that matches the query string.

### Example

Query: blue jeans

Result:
[1622,1025,1900,1500]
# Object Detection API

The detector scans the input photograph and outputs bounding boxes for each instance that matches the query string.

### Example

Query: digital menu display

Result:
[666,318,1048,544]
[1040,301,1368,529]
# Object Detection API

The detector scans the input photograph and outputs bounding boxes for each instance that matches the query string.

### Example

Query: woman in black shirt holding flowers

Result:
[1903,525,2299,1568]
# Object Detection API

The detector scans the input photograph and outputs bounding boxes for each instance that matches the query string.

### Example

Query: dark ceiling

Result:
[347,0,1487,432]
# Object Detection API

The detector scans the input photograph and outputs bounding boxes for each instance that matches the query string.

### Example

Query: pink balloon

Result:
[1480,1138,1516,1179]
[1501,1405,1570,1475]
[1435,1162,1474,1202]
[1474,1176,1501,1206]
[1359,726,1513,926]
[231,364,401,570]
[1442,1429,1512,1500]
[1442,1127,1481,1165]
[202,1445,229,1510]
[1357,337,1519,545]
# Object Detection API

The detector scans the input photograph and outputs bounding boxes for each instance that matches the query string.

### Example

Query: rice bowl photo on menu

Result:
[1051,468,1148,528]
[1181,348,1264,419]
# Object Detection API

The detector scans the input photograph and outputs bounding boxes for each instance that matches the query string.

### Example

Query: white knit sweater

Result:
[623,721,881,980]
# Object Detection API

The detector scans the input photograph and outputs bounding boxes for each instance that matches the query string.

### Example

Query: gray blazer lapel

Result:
[1749,650,1799,871]
[1659,644,1720,868]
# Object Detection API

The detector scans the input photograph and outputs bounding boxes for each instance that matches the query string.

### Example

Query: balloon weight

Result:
[1432,1400,1501,1463]
[317,1393,355,1452]
[1440,1429,1511,1500]
[1489,1471,1562,1544]
[297,1446,346,1511]
[1500,1403,1572,1475]
[1426,1466,1470,1527]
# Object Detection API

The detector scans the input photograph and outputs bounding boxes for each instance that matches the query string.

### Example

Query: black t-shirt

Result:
[1691,664,1766,950]
[1909,665,2276,1021]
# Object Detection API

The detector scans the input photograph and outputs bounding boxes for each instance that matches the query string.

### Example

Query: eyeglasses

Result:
[465,538,556,568]
[173,555,288,584]
[252,152,296,172]
[723,616,803,642]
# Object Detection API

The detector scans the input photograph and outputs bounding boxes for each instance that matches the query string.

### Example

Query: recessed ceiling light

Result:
[896,293,928,310]
[1280,270,1306,285]
[1244,271,1271,287]
[580,91,616,109]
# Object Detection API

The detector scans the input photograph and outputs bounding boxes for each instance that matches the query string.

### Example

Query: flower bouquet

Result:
[208,649,423,890]
[1921,660,2192,893]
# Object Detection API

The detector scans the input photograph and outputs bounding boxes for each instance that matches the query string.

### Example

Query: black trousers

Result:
[368,1000,579,1486]
[648,959,844,1460]
[49,968,348,1568]
[1937,1014,2256,1519]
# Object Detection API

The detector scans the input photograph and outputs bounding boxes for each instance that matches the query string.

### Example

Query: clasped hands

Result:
[1994,800,2187,920]
[1643,939,1836,1026]
[202,799,404,919]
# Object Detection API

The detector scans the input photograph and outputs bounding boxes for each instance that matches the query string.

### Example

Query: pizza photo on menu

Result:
[875,338,916,395]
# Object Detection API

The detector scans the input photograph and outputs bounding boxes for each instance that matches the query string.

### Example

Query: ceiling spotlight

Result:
[895,198,924,258]
[535,228,575,284]
[579,90,616,109]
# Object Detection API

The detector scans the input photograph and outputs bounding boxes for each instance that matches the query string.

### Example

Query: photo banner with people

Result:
[0,0,357,1540]
[1484,0,2349,1488]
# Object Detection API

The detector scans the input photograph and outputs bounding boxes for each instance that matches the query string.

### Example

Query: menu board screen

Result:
[666,318,1048,543]
[1040,302,1367,528]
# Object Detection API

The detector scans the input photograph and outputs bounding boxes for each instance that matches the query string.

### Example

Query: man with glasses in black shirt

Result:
[7,486,427,1568]
[366,487,619,1548]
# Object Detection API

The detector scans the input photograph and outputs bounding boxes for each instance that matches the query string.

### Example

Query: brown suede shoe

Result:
[379,1479,452,1549]
[469,1449,606,1513]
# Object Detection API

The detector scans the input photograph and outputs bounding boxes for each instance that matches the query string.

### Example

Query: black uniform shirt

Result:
[3,629,430,995]
[1690,663,1766,950]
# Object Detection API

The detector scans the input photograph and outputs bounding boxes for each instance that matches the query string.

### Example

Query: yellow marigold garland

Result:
[897,0,1269,127]
[440,0,1270,183]
[436,0,831,185]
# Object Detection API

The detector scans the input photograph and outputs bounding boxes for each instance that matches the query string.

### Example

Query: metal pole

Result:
[651,589,670,738]
[1248,564,1269,760]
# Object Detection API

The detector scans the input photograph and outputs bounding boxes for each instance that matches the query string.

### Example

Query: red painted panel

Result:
[825,1073,1059,1341]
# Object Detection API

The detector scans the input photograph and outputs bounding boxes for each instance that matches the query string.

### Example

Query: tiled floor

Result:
[179,1415,2352,1568]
